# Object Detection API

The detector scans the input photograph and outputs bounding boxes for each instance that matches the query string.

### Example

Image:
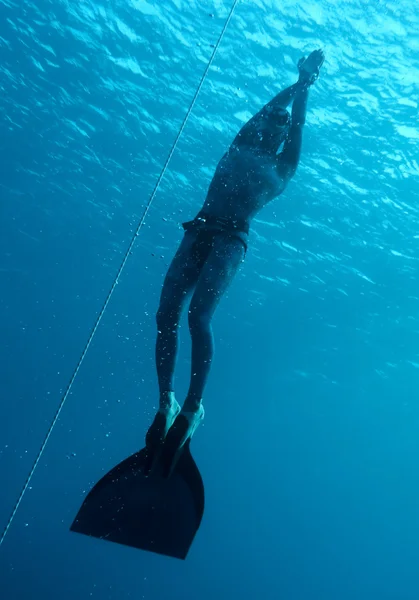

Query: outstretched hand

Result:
[298,49,325,86]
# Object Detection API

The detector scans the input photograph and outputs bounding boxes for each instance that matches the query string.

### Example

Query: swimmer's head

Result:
[275,108,291,140]
[257,108,290,151]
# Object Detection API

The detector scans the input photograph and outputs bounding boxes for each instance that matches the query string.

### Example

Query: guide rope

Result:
[0,0,240,547]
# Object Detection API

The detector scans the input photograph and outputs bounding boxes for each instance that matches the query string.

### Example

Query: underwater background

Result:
[1,0,419,598]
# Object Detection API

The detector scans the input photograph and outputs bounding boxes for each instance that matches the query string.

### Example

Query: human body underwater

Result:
[145,49,325,477]
[72,49,325,559]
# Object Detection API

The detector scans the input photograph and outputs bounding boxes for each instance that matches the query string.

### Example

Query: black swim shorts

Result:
[181,211,249,268]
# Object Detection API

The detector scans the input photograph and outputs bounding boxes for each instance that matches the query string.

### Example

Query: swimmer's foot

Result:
[143,392,180,475]
[159,404,205,479]
[298,49,325,86]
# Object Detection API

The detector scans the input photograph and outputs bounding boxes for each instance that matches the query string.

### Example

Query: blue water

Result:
[1,0,419,597]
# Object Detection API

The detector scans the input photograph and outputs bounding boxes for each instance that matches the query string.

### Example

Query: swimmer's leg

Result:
[184,235,245,411]
[157,235,245,477]
[145,232,199,457]
[155,232,199,400]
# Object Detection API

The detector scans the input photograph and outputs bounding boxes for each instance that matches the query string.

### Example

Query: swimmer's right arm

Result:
[277,50,325,179]
[276,84,309,179]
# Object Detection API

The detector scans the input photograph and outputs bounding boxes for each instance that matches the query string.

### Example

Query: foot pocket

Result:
[160,408,204,478]
[145,401,181,450]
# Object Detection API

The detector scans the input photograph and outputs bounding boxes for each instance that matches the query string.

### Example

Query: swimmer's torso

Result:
[201,145,288,222]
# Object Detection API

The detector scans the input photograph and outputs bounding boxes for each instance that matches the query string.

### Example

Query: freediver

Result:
[145,49,325,474]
